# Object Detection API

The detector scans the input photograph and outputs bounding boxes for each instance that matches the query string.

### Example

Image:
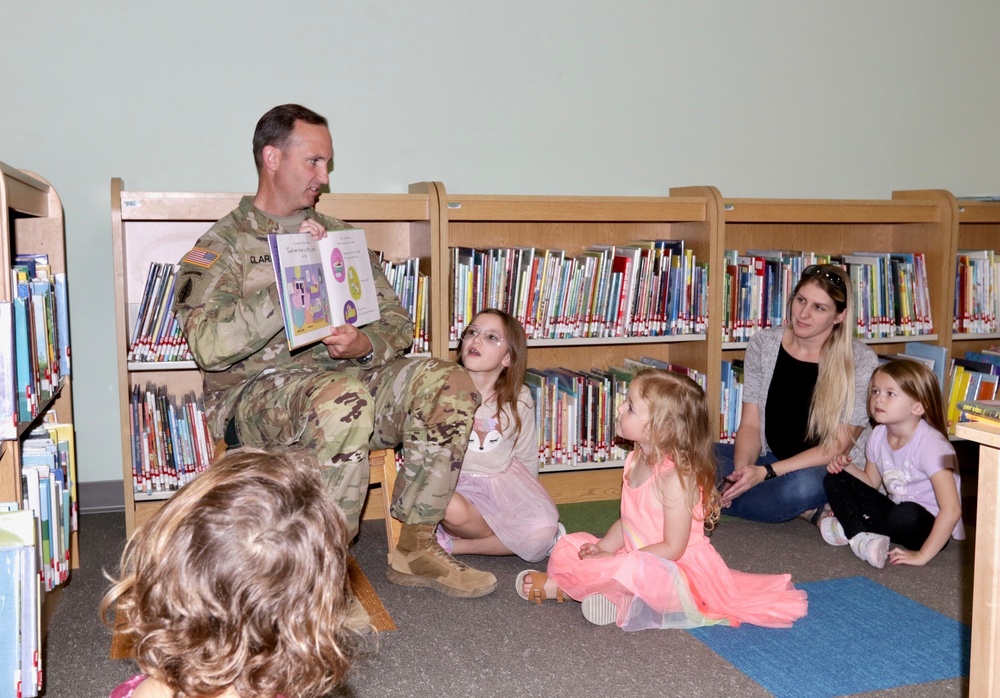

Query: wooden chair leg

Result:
[368,448,402,563]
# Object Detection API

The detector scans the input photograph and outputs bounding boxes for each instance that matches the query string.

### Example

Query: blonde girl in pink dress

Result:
[517,368,809,630]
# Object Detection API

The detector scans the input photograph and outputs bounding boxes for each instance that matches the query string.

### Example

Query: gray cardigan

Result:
[742,327,879,465]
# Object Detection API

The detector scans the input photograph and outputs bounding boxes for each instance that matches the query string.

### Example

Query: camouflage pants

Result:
[230,357,478,536]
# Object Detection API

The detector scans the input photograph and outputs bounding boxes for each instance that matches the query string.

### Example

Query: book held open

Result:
[269,228,380,350]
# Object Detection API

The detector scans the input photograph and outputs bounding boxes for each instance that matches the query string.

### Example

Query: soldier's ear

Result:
[261,144,281,172]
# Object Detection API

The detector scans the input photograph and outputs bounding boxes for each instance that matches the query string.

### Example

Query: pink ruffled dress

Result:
[547,452,808,631]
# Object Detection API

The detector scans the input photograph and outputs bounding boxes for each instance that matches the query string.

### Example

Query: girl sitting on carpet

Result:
[517,368,808,630]
[437,308,561,562]
[821,359,964,568]
[101,449,357,698]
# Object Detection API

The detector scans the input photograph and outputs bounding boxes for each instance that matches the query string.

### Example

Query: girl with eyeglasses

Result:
[715,264,879,525]
[436,309,562,562]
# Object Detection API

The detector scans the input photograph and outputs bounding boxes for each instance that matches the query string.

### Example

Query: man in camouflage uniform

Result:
[173,104,496,598]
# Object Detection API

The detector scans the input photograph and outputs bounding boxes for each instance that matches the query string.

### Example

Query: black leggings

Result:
[823,470,937,551]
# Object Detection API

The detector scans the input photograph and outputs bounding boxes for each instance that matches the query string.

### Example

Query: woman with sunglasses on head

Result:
[716,264,879,525]
[436,308,562,562]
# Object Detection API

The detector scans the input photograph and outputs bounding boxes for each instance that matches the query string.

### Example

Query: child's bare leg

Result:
[452,534,513,556]
[441,493,514,555]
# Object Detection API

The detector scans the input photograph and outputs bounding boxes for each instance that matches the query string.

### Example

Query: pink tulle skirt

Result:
[548,532,808,631]
[455,459,560,562]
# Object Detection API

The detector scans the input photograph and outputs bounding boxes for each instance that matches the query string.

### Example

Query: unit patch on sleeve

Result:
[182,247,221,269]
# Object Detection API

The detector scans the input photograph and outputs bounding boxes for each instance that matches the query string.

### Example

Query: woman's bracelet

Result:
[757,462,777,480]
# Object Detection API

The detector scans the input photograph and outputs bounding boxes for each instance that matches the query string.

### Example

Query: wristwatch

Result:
[759,463,777,480]
[358,348,375,365]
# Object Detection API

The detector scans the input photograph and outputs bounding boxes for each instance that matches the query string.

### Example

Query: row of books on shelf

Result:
[0,420,77,697]
[450,241,707,342]
[20,421,76,592]
[128,262,193,363]
[527,356,706,469]
[129,384,214,494]
[0,256,71,437]
[944,347,1000,433]
[0,274,69,439]
[954,249,1000,334]
[720,359,745,443]
[377,254,430,354]
[722,249,934,342]
[124,246,1000,361]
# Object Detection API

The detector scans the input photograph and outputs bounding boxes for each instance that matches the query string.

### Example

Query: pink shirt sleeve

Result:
[109,674,147,698]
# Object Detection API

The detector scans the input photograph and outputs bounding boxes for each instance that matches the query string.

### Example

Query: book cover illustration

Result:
[269,229,380,350]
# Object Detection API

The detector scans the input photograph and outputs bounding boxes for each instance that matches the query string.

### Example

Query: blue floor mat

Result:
[688,576,970,698]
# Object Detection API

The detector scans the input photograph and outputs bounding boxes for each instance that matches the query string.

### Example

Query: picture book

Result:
[268,229,380,350]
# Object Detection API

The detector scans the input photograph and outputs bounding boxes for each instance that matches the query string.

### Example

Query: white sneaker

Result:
[581,593,618,626]
[848,532,890,569]
[820,516,849,546]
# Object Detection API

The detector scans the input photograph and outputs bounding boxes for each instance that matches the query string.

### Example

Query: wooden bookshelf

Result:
[1,161,77,694]
[0,162,77,565]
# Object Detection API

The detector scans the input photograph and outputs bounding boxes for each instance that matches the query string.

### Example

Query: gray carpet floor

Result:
[44,504,975,698]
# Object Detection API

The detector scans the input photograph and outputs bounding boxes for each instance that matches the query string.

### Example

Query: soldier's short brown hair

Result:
[253,104,328,171]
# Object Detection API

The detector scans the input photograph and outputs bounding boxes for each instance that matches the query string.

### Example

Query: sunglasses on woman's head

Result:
[802,265,846,291]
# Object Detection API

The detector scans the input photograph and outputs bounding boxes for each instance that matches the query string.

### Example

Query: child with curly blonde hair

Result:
[518,369,808,630]
[102,449,357,698]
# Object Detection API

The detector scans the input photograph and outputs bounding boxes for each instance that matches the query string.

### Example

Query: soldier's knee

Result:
[441,360,476,394]
[311,376,374,424]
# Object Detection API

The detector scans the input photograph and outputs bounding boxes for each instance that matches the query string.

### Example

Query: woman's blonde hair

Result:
[790,264,857,448]
[100,449,355,698]
[872,359,949,439]
[629,369,720,528]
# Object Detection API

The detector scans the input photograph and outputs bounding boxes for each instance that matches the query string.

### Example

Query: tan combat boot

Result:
[387,523,497,598]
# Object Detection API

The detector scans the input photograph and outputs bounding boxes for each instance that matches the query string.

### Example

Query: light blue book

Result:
[0,302,15,439]
[54,274,70,376]
[903,342,949,390]
[0,547,21,697]
[0,509,39,696]
[29,281,53,400]
[13,287,34,421]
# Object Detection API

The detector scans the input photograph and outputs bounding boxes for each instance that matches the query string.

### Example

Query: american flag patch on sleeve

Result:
[182,247,220,269]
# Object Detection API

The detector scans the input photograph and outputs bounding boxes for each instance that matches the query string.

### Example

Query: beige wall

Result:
[1,1,999,486]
